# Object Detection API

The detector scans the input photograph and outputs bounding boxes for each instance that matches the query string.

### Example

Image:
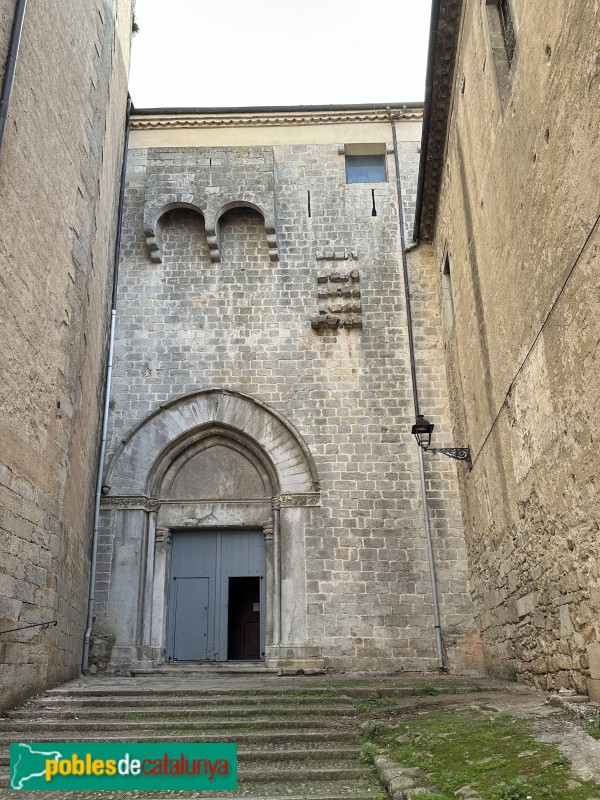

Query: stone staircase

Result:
[0,674,491,799]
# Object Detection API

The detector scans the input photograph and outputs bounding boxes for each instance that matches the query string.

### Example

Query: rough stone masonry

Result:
[0,0,133,711]
[93,107,482,674]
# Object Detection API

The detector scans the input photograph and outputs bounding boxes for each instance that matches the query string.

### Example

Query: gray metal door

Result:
[171,577,209,660]
[167,529,265,662]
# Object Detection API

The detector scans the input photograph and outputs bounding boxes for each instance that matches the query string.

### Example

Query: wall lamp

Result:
[411,414,472,467]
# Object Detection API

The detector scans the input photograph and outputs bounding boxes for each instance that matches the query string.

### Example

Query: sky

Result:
[128,0,433,109]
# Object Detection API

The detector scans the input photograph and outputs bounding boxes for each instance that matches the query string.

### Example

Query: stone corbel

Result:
[263,212,279,262]
[204,224,221,262]
[266,231,278,262]
[144,229,162,263]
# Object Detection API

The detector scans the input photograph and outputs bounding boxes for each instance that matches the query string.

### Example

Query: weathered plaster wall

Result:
[97,120,481,673]
[0,0,133,710]
[430,0,600,691]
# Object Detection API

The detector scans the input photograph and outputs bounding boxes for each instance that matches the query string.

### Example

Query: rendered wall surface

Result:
[428,0,600,690]
[0,0,133,710]
[95,114,482,674]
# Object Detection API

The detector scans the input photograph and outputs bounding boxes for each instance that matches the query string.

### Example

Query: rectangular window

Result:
[345,154,387,184]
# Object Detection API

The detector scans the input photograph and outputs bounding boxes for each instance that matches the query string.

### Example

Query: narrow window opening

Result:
[486,0,516,103]
[371,189,377,217]
[498,0,516,63]
[307,190,312,218]
[442,254,455,338]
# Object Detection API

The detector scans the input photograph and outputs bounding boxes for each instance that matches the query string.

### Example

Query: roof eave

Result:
[414,0,464,243]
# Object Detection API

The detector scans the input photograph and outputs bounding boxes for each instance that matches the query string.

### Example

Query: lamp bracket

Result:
[428,447,472,467]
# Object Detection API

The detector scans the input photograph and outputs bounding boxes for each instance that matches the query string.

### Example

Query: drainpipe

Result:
[0,0,28,155]
[387,107,446,671]
[82,95,132,671]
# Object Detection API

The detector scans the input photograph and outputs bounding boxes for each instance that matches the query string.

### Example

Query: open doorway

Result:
[228,577,261,660]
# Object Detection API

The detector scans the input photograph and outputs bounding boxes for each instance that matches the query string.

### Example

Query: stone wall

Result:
[0,0,133,710]
[427,0,600,691]
[96,119,482,674]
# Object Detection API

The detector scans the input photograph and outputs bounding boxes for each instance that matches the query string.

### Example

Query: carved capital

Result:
[100,496,160,512]
[279,493,321,508]
[271,496,281,511]
[263,525,274,541]
[155,528,172,547]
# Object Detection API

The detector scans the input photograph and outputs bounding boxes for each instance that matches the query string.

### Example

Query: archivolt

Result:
[104,388,319,497]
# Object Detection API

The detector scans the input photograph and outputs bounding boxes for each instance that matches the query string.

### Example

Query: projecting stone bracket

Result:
[311,268,362,331]
[315,249,358,261]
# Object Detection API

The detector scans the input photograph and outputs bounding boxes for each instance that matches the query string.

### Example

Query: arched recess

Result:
[143,195,279,264]
[211,197,279,262]
[98,390,322,672]
[143,196,210,263]
[158,430,276,502]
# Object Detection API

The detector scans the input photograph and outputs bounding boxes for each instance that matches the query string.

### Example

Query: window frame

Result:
[343,144,388,184]
[345,154,387,184]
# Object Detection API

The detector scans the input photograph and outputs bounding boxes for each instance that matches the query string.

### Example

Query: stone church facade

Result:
[92,106,482,674]
[2,0,597,710]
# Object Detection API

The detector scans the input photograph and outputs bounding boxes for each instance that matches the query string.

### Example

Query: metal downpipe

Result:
[387,108,446,670]
[0,0,28,155]
[82,97,132,671]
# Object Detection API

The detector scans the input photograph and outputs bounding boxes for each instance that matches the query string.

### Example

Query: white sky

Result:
[129,0,433,109]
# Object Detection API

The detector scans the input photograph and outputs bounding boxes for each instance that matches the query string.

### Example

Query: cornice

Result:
[414,0,464,242]
[100,494,322,510]
[279,493,321,508]
[130,109,423,131]
[100,496,160,512]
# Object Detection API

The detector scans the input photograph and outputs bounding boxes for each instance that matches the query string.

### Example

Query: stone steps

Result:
[0,764,372,786]
[2,674,494,798]
[17,694,356,707]
[38,682,483,698]
[26,689,356,705]
[0,730,355,745]
[0,780,379,799]
[7,703,357,720]
[0,717,354,734]
[0,745,360,766]
[2,676,381,798]
[131,665,285,676]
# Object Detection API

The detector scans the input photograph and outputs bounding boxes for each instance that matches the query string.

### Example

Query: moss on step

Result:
[373,707,600,800]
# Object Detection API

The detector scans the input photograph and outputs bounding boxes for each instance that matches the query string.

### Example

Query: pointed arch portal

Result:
[97,390,323,671]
